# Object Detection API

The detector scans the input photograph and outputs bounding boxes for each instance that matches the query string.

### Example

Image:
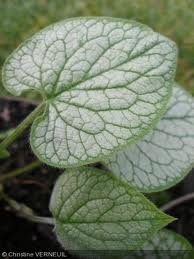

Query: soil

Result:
[0,99,194,257]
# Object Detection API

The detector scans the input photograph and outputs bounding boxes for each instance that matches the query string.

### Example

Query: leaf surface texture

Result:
[105,85,194,192]
[2,17,177,167]
[50,167,173,250]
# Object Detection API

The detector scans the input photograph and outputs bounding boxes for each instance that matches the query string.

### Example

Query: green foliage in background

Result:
[0,0,194,97]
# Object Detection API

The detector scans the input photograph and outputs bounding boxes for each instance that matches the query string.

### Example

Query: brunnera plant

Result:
[0,17,193,257]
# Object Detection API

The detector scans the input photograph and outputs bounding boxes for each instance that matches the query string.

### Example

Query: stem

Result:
[0,160,42,183]
[160,192,194,212]
[0,103,44,150]
[1,192,54,225]
[23,215,54,225]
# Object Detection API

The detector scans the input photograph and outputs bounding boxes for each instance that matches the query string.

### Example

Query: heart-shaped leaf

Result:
[50,167,174,252]
[2,17,177,168]
[104,85,194,192]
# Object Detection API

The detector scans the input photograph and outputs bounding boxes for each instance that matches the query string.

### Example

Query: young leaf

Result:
[2,17,177,168]
[104,85,194,193]
[134,229,193,259]
[50,167,174,251]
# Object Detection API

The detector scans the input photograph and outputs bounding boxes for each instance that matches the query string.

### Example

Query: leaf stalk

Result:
[0,160,42,183]
[1,192,54,225]
[0,103,44,150]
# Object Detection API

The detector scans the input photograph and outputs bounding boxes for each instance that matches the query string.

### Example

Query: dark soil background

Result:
[0,99,194,256]
[0,100,73,257]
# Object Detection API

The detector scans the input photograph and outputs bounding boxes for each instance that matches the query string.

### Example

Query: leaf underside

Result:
[2,17,177,168]
[104,85,194,193]
[50,167,173,251]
